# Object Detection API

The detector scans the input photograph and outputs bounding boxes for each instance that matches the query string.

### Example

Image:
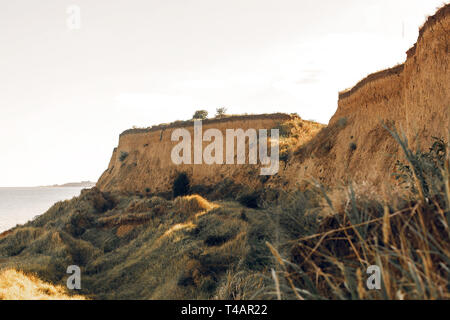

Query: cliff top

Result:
[338,64,405,100]
[338,3,449,100]
[407,4,450,58]
[120,113,295,137]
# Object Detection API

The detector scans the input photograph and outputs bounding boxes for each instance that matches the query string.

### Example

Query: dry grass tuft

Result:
[174,195,217,216]
[269,131,450,300]
[0,269,86,300]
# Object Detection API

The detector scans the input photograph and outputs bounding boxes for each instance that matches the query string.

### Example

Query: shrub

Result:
[279,146,292,162]
[172,172,190,198]
[392,136,446,197]
[273,122,293,138]
[337,117,348,127]
[119,151,129,162]
[349,142,357,151]
[215,107,227,118]
[192,110,208,120]
[237,192,260,208]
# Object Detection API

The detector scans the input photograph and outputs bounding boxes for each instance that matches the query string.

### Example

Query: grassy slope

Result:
[0,127,448,300]
[0,191,280,299]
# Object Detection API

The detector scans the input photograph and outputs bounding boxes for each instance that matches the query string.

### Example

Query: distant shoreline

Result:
[41,181,96,188]
[0,181,96,189]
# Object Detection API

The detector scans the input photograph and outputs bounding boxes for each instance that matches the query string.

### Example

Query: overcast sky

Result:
[0,0,446,187]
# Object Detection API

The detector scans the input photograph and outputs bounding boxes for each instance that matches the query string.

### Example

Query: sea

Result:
[0,187,87,233]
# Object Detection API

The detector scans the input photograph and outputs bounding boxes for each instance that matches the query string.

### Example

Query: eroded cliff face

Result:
[98,5,449,194]
[279,5,449,189]
[97,114,310,193]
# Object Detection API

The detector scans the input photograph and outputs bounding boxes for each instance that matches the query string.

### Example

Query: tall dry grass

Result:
[174,195,217,216]
[267,128,449,300]
[0,269,85,300]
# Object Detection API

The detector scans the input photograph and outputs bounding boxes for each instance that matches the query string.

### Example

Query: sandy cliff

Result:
[279,5,449,189]
[98,5,449,194]
[97,113,310,193]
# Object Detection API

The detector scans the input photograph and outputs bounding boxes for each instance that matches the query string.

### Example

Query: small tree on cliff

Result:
[173,172,190,198]
[215,107,227,118]
[192,110,208,120]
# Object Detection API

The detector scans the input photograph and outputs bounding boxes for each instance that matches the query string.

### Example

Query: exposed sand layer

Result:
[97,5,449,193]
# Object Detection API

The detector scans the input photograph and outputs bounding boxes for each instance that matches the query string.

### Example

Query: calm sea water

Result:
[0,187,86,233]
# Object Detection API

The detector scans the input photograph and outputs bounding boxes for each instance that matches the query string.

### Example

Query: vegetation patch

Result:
[173,172,190,198]
[119,151,129,162]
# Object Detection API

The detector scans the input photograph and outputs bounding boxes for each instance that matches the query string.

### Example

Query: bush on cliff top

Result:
[192,110,208,120]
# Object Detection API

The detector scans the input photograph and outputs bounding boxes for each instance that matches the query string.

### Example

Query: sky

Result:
[0,0,447,187]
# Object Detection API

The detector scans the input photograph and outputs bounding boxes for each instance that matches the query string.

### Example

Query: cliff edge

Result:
[98,4,449,194]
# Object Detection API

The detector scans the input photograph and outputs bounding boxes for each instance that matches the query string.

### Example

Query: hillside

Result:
[0,191,285,299]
